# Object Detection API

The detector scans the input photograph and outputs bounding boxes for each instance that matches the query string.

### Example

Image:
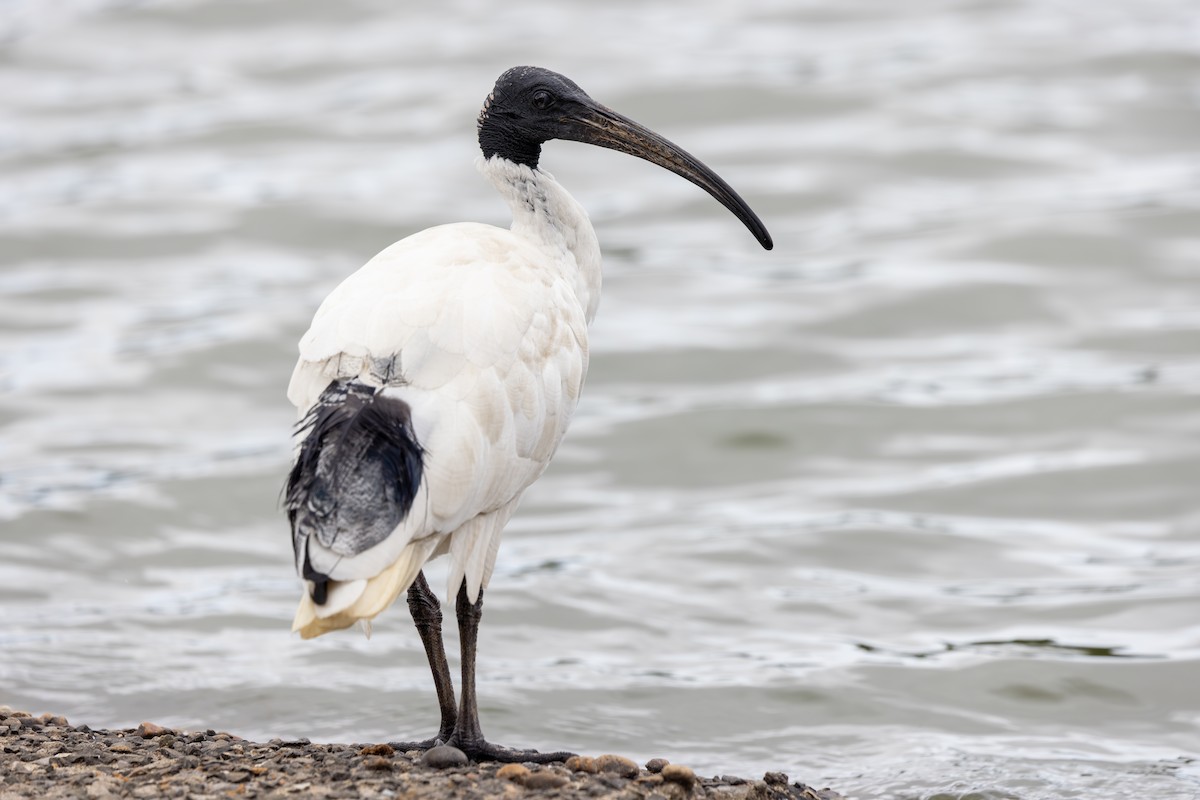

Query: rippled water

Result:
[3,1,1200,798]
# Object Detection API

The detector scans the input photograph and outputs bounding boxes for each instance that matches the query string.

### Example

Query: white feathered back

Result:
[289,158,601,638]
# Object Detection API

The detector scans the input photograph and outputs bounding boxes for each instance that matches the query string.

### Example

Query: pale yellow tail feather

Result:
[291,537,442,639]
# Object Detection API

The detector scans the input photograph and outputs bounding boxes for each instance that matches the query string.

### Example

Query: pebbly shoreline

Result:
[0,708,844,800]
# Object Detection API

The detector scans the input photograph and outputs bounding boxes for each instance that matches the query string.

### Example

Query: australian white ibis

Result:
[285,66,772,762]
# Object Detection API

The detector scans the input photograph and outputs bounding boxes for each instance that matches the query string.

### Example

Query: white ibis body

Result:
[285,66,772,762]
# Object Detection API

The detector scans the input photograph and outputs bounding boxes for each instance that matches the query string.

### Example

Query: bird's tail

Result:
[291,536,442,639]
[284,380,426,638]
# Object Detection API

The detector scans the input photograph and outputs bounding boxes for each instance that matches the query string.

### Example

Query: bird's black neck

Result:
[478,115,542,169]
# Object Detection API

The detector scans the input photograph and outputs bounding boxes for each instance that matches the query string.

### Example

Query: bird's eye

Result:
[531,90,553,110]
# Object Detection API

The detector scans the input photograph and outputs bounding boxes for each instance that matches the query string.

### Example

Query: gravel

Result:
[0,708,844,800]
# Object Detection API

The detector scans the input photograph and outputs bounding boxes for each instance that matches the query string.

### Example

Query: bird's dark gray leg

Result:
[388,571,457,750]
[444,584,575,763]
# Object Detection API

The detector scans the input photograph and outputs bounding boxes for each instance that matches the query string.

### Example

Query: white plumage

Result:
[289,156,600,638]
[284,66,768,760]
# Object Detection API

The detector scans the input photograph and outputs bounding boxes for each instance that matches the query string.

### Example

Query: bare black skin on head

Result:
[477,65,773,250]
[477,66,589,170]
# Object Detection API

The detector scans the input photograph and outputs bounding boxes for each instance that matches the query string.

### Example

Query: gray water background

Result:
[2,1,1199,798]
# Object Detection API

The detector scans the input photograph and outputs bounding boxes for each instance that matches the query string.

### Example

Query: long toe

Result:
[387,736,444,752]
[447,736,575,764]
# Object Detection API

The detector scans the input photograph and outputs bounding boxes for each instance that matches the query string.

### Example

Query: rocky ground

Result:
[0,709,844,800]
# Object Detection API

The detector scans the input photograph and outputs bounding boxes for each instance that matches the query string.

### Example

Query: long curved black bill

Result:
[563,102,773,250]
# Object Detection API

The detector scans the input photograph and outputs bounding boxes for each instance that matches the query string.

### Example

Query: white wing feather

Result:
[289,221,589,637]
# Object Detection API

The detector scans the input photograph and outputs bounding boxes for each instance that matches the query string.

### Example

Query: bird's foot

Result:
[387,734,450,753]
[444,734,574,764]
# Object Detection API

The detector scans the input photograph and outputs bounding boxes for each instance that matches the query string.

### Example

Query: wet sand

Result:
[0,709,843,800]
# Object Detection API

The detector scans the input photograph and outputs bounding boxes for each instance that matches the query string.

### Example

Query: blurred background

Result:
[2,1,1199,798]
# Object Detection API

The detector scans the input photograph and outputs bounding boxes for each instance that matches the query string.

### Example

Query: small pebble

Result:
[662,784,690,800]
[364,757,392,771]
[497,763,531,783]
[595,753,640,779]
[137,722,169,739]
[223,770,250,783]
[523,770,570,790]
[764,771,789,786]
[645,757,670,773]
[565,755,598,773]
[595,774,628,790]
[661,764,697,791]
[420,744,469,769]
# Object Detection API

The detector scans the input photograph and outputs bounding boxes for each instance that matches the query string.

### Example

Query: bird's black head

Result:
[477,66,592,169]
[477,65,773,250]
